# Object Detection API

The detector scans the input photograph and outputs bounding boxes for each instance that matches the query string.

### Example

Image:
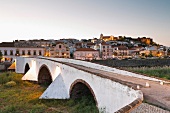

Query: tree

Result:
[163,47,167,56]
[113,52,118,56]
[167,49,170,55]
[70,53,74,58]
[0,51,2,62]
[157,51,160,57]
[141,53,146,57]
[148,51,153,57]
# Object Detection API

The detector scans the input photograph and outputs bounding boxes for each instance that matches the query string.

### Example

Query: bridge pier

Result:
[40,74,69,99]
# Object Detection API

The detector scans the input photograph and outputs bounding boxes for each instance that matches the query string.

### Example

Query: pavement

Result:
[131,103,170,113]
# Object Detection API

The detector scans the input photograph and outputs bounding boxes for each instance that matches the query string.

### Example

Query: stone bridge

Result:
[15,57,170,112]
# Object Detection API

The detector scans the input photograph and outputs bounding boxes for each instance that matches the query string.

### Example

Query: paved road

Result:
[61,61,170,111]
[131,103,170,113]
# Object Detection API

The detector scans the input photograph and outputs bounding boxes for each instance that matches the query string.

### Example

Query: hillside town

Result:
[0,34,170,62]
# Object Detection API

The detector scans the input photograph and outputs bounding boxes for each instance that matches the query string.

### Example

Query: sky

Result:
[0,0,170,46]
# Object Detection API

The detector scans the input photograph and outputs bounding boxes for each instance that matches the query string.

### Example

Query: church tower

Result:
[100,33,103,40]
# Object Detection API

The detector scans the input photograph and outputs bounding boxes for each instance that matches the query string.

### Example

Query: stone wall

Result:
[92,59,170,67]
[0,64,5,71]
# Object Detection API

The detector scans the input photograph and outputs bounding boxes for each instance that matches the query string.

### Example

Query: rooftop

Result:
[0,42,15,47]
[76,48,97,51]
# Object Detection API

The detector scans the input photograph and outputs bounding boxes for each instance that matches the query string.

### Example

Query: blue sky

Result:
[0,0,170,46]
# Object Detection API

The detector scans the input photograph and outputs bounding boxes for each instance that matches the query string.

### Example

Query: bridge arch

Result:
[38,64,52,86]
[69,79,98,106]
[24,63,30,74]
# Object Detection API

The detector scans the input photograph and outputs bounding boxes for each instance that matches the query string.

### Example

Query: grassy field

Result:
[0,72,98,113]
[125,66,170,80]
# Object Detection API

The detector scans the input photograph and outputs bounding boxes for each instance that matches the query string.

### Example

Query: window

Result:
[16,49,20,56]
[22,50,25,55]
[62,53,64,55]
[50,48,54,51]
[103,50,105,52]
[4,50,7,55]
[103,46,105,48]
[10,50,13,55]
[39,50,42,56]
[56,49,59,52]
[28,50,31,55]
[62,49,65,52]
[33,50,36,55]
[59,45,62,48]
[56,52,59,56]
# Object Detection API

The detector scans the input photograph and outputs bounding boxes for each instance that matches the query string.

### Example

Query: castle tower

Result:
[100,33,103,40]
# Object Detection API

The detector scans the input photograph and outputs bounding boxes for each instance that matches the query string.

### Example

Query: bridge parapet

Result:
[42,57,162,82]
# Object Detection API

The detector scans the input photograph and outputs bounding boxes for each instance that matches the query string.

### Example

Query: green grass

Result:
[0,72,98,113]
[125,66,170,80]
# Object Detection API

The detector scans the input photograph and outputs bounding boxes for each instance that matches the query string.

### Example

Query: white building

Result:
[99,42,113,59]
[0,42,45,62]
[74,48,99,60]
[50,42,70,58]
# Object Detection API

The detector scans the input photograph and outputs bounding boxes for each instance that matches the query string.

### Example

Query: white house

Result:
[74,48,99,60]
[0,42,45,62]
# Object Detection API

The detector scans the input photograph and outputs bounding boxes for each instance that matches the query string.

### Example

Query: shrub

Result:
[0,105,17,113]
[125,66,170,80]
[4,81,16,87]
[0,73,11,84]
[23,81,34,87]
[9,73,23,84]
[0,72,23,85]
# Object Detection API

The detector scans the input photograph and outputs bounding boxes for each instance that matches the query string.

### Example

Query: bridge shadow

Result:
[38,65,52,87]
[70,80,98,112]
[24,63,30,75]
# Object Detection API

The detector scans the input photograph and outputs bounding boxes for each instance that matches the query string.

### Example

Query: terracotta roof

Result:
[111,45,119,48]
[128,48,136,50]
[87,42,95,46]
[0,42,15,47]
[75,42,82,46]
[118,46,128,50]
[76,48,97,51]
[101,42,109,45]
[56,41,64,44]
[102,36,110,38]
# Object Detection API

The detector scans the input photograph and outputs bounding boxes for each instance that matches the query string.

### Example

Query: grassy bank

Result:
[125,66,170,80]
[0,72,98,113]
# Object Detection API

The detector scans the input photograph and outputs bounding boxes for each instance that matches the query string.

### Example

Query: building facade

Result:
[113,46,130,59]
[74,48,99,60]
[50,42,70,58]
[0,47,44,62]
[99,42,113,59]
